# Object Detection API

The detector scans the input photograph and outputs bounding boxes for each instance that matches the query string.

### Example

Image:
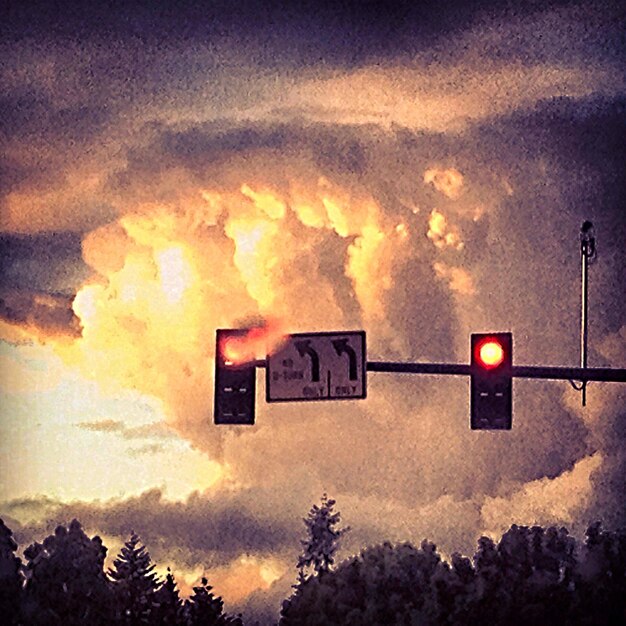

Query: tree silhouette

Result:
[0,518,23,625]
[109,531,161,624]
[184,576,244,625]
[571,521,626,625]
[281,540,446,625]
[152,567,184,625]
[2,512,624,625]
[296,493,349,581]
[22,519,112,625]
[281,523,626,626]
[472,534,506,624]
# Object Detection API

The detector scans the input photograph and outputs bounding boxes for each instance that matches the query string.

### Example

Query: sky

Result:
[0,0,624,621]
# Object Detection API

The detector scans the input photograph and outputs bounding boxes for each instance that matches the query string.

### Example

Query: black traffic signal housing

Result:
[470,332,513,430]
[214,329,256,425]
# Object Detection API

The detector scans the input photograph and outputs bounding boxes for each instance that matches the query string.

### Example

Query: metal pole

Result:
[255,358,626,383]
[366,361,625,382]
[579,220,595,406]
[581,241,588,405]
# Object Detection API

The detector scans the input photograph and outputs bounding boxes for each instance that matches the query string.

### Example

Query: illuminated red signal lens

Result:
[221,337,240,365]
[477,340,505,368]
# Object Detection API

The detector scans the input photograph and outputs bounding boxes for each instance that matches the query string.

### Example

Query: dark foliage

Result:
[152,568,185,625]
[281,523,626,626]
[296,493,350,581]
[2,519,241,625]
[109,532,161,623]
[1,515,624,625]
[183,577,243,626]
[21,519,113,625]
[0,518,23,624]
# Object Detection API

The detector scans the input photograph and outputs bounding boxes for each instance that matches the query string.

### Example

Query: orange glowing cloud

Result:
[19,175,410,457]
[433,262,476,296]
[424,167,465,200]
[205,555,286,604]
[427,209,464,250]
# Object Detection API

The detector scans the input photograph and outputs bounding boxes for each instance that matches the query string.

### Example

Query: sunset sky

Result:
[1,0,624,621]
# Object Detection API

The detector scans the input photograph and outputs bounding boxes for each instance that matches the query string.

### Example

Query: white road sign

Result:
[266,331,366,402]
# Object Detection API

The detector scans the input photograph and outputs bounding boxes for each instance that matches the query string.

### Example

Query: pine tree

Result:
[296,493,350,581]
[0,518,23,624]
[109,531,160,624]
[153,568,184,625]
[183,576,226,626]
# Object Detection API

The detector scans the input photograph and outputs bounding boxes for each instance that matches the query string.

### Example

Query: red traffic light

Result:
[215,329,256,425]
[221,336,242,366]
[475,338,505,369]
[470,332,513,430]
[218,332,255,368]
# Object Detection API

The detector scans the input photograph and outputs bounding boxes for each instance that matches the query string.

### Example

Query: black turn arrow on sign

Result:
[332,338,358,380]
[295,340,321,382]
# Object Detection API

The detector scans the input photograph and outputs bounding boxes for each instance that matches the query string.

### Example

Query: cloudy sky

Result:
[1,0,624,620]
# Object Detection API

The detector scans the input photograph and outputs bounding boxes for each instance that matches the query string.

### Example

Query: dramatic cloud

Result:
[561,324,626,531]
[273,63,623,133]
[1,1,624,621]
[4,487,297,567]
[480,453,603,537]
[0,289,79,339]
[433,262,476,296]
[2,487,297,610]
[3,98,622,512]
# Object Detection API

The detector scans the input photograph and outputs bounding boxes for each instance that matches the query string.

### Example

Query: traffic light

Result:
[214,329,256,425]
[470,332,513,430]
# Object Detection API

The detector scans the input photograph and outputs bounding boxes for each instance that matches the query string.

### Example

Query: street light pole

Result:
[579,221,596,406]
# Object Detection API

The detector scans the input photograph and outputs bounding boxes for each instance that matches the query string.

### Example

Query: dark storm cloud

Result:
[111,119,380,188]
[0,1,557,64]
[1,0,622,236]
[0,289,79,337]
[144,122,296,170]
[0,232,88,294]
[463,94,626,350]
[3,1,622,72]
[459,0,626,67]
[3,488,300,568]
[0,157,57,197]
[0,233,87,335]
[0,88,111,144]
[0,83,115,231]
[475,95,626,185]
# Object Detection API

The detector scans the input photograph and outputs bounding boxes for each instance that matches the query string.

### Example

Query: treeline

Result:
[282,522,626,626]
[1,511,625,625]
[0,518,242,625]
